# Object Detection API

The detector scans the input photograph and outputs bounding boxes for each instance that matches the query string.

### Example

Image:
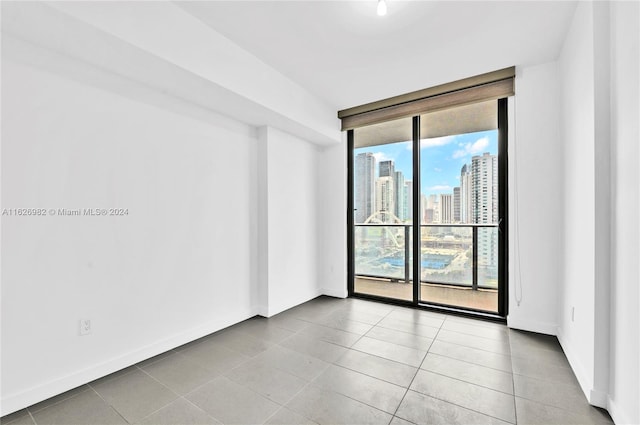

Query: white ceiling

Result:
[176,1,577,111]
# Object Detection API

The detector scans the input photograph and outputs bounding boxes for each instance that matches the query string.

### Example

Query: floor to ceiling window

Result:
[344,69,512,317]
[352,117,414,302]
[417,101,505,313]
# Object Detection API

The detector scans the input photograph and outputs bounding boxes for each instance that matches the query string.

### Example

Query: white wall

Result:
[506,62,563,334]
[557,1,598,401]
[318,64,570,329]
[36,1,341,146]
[318,64,569,329]
[259,127,323,317]
[319,136,348,299]
[554,2,640,420]
[0,58,258,414]
[608,2,640,423]
[1,1,339,415]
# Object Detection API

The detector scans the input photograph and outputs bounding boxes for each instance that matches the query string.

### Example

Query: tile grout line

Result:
[26,409,37,425]
[358,333,435,353]
[179,396,223,425]
[275,305,395,361]
[443,315,509,331]
[408,386,517,424]
[373,322,441,338]
[23,386,90,416]
[400,318,518,425]
[351,303,397,350]
[276,306,591,425]
[511,393,614,420]
[90,364,184,424]
[418,368,514,397]
[510,334,518,425]
[348,337,427,362]
[133,364,182,397]
[425,350,512,373]
[256,300,372,424]
[332,358,419,388]
[388,309,445,423]
[260,377,319,425]
[6,299,583,425]
[401,314,518,423]
[437,327,512,348]
[331,307,440,387]
[410,320,518,423]
[427,334,512,357]
[305,369,399,420]
[272,304,404,422]
[178,374,286,425]
[388,311,435,425]
[390,312,514,425]
[86,383,131,424]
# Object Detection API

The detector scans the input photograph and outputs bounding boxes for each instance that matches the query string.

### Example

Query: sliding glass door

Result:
[349,99,508,316]
[352,117,414,302]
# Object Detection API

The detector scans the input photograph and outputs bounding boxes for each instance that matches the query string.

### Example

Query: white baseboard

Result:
[261,290,326,318]
[0,308,255,416]
[321,286,347,299]
[254,305,269,317]
[589,389,608,409]
[506,316,558,335]
[607,395,636,425]
[556,327,596,406]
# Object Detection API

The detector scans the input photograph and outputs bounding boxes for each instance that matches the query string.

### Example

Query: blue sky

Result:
[355,130,498,198]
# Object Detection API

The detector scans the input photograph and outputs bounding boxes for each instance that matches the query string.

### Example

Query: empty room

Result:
[1,1,638,425]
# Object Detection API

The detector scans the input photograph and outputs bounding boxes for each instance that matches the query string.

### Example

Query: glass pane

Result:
[354,225,412,301]
[477,226,499,289]
[353,118,412,302]
[420,226,472,286]
[418,103,500,313]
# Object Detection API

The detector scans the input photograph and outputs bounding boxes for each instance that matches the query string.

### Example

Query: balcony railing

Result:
[354,223,498,290]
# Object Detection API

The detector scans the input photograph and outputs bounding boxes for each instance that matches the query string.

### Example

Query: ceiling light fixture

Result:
[377,0,387,16]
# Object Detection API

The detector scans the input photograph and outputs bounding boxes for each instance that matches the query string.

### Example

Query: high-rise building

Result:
[460,164,472,224]
[472,153,498,224]
[439,193,453,224]
[427,194,440,223]
[471,152,499,275]
[453,187,461,223]
[355,153,376,223]
[375,176,395,223]
[425,209,435,223]
[405,180,413,221]
[394,171,405,221]
[379,160,395,178]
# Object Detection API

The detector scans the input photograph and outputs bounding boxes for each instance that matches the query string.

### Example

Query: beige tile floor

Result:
[1,297,613,425]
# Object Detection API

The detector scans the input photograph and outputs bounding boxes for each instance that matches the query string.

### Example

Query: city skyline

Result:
[354,134,500,277]
[354,129,498,199]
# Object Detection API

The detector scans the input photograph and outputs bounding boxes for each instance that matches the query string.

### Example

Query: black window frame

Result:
[347,97,509,320]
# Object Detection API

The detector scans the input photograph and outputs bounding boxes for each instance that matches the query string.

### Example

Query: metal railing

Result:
[354,223,498,290]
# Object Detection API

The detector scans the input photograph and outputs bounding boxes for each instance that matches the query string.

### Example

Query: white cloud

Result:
[452,136,490,159]
[472,137,490,152]
[371,152,391,163]
[434,167,442,172]
[397,141,411,151]
[420,135,456,149]
[426,185,452,191]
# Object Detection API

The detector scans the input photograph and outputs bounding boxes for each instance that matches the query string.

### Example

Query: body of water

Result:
[378,253,455,270]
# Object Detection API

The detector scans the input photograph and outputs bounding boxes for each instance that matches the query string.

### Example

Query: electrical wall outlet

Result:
[79,319,91,336]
